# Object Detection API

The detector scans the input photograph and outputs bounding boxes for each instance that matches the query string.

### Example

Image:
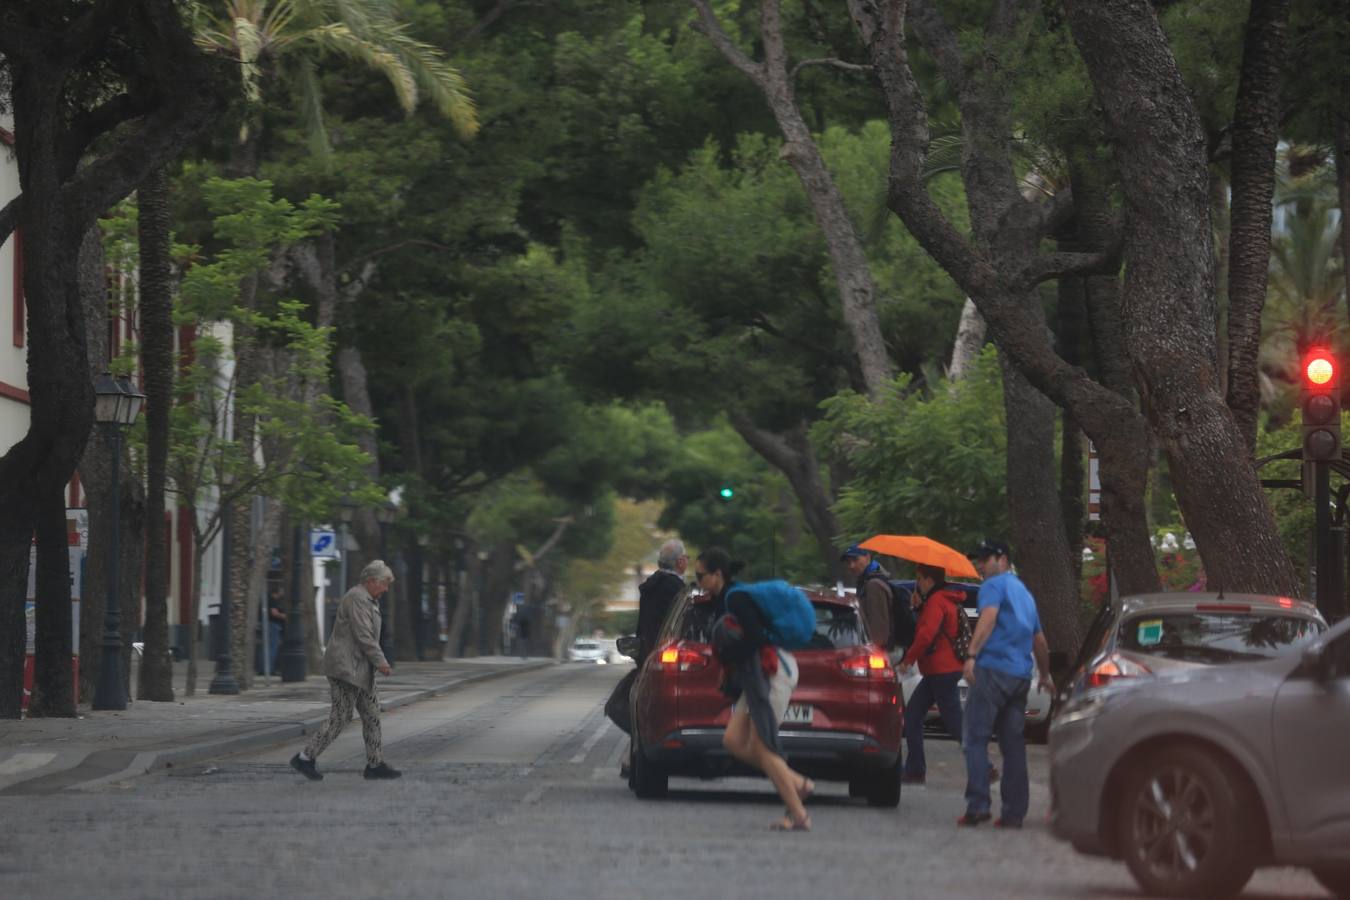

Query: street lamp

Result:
[92,372,145,711]
[374,500,397,666]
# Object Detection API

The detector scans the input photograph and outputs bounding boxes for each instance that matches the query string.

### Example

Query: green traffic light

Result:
[719,487,734,499]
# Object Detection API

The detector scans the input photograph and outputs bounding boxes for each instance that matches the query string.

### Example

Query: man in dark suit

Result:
[636,539,689,664]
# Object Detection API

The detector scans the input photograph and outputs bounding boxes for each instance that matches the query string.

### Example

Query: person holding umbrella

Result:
[896,564,966,785]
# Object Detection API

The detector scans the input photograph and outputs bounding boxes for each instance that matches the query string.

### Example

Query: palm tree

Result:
[1257,150,1345,425]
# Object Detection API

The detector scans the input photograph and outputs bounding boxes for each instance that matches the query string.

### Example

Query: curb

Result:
[30,660,556,792]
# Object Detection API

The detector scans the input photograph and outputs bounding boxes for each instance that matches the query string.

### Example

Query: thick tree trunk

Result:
[117,474,145,698]
[691,0,893,397]
[1225,0,1291,454]
[1057,276,1089,586]
[1000,355,1083,657]
[76,225,110,705]
[728,413,844,582]
[849,0,1161,598]
[1064,0,1300,596]
[138,167,176,700]
[28,483,75,717]
[241,497,284,687]
[185,538,202,696]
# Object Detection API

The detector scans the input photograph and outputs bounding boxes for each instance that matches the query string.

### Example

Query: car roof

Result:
[688,587,857,608]
[1115,591,1321,618]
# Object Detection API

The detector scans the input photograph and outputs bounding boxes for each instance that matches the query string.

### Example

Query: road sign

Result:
[310,529,339,559]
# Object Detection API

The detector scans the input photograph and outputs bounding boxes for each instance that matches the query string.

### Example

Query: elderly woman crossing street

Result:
[290,560,402,781]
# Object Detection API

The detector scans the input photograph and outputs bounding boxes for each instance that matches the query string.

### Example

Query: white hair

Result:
[657,539,686,570]
[359,560,395,584]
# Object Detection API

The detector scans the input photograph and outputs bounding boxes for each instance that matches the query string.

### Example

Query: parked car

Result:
[625,587,903,806]
[568,638,608,664]
[889,581,1051,740]
[1050,593,1345,899]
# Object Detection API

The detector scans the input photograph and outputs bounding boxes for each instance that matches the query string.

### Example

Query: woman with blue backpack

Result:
[697,547,817,832]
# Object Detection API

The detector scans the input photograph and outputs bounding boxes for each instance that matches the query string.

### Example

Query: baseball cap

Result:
[839,543,870,561]
[968,539,1011,561]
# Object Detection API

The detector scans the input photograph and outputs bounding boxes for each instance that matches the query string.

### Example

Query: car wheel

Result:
[630,733,668,799]
[1313,865,1350,899]
[864,756,902,808]
[847,777,866,799]
[1116,746,1259,899]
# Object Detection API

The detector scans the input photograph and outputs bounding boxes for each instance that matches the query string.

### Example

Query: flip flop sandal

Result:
[771,814,812,832]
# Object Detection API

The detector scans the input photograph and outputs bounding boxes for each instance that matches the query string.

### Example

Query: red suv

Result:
[626,587,903,806]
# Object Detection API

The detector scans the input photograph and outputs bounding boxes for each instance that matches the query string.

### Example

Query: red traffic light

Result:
[1304,350,1336,386]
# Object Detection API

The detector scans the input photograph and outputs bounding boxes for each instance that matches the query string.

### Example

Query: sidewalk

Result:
[0,656,553,795]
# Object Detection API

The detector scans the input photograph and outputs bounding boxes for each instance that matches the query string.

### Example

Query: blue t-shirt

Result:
[975,571,1041,679]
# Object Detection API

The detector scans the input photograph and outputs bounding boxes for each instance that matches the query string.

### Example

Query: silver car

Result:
[1050,596,1348,899]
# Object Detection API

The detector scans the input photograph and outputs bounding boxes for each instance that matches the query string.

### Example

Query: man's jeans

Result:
[903,671,963,778]
[962,664,1030,822]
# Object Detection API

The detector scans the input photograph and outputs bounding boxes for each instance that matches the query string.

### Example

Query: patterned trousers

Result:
[304,677,384,767]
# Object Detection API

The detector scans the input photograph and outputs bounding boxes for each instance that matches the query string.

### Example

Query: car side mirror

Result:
[616,635,640,660]
[1302,643,1332,684]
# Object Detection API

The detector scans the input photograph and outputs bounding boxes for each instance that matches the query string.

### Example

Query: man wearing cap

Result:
[958,540,1052,828]
[841,544,893,659]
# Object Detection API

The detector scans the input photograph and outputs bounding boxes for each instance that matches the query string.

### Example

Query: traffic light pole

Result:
[1314,460,1333,614]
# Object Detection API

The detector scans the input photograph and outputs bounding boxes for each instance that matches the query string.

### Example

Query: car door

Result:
[1271,626,1350,851]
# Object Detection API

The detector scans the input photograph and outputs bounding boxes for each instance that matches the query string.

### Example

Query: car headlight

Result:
[1054,694,1107,726]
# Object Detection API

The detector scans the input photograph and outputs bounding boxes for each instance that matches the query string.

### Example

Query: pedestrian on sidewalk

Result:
[958,540,1052,828]
[840,544,894,662]
[290,560,402,782]
[897,564,965,785]
[701,547,814,832]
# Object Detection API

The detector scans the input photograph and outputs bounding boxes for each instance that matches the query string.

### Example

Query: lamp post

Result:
[374,500,397,666]
[279,522,307,682]
[207,483,240,695]
[92,373,145,711]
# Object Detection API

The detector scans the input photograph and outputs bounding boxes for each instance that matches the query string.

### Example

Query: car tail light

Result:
[1086,653,1151,688]
[660,643,710,672]
[839,652,892,679]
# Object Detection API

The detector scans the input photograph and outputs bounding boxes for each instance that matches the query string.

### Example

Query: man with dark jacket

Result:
[841,544,893,657]
[608,539,689,753]
[635,539,689,664]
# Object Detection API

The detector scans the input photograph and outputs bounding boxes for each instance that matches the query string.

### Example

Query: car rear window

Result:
[1118,611,1324,662]
[670,599,865,650]
[573,642,598,650]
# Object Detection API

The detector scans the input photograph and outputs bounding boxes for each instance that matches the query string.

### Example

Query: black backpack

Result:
[882,578,917,648]
[940,591,974,661]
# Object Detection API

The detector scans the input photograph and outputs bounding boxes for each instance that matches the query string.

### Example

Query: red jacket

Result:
[900,587,964,676]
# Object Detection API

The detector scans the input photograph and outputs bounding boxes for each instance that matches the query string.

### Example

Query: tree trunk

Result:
[948,299,986,380]
[477,544,515,655]
[1000,355,1083,657]
[28,483,75,717]
[1225,0,1291,455]
[691,0,893,397]
[728,412,844,582]
[241,496,284,687]
[138,167,176,700]
[76,224,110,705]
[1063,0,1300,596]
[118,473,145,699]
[185,537,202,696]
[848,0,1161,598]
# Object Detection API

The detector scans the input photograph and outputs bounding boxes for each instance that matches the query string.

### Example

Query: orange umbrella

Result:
[858,534,980,580]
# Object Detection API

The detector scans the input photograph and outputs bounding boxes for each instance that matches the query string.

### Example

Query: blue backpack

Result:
[729,580,817,650]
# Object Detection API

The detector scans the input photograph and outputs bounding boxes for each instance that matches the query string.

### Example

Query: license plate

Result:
[784,703,813,725]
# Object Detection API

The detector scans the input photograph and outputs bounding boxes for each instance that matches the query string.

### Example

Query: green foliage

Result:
[169,176,380,545]
[815,347,1009,556]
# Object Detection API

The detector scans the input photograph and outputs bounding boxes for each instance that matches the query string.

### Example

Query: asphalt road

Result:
[1,663,1329,899]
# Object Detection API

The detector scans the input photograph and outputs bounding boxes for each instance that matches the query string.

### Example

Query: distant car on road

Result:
[625,587,903,806]
[568,638,608,664]
[1050,593,1345,899]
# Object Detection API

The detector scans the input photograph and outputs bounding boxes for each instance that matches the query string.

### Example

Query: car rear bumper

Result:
[645,727,898,779]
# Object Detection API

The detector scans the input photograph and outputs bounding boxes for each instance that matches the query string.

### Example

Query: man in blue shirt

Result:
[958,540,1053,828]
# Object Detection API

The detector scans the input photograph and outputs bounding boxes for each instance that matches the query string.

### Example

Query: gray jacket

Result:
[322,584,389,692]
